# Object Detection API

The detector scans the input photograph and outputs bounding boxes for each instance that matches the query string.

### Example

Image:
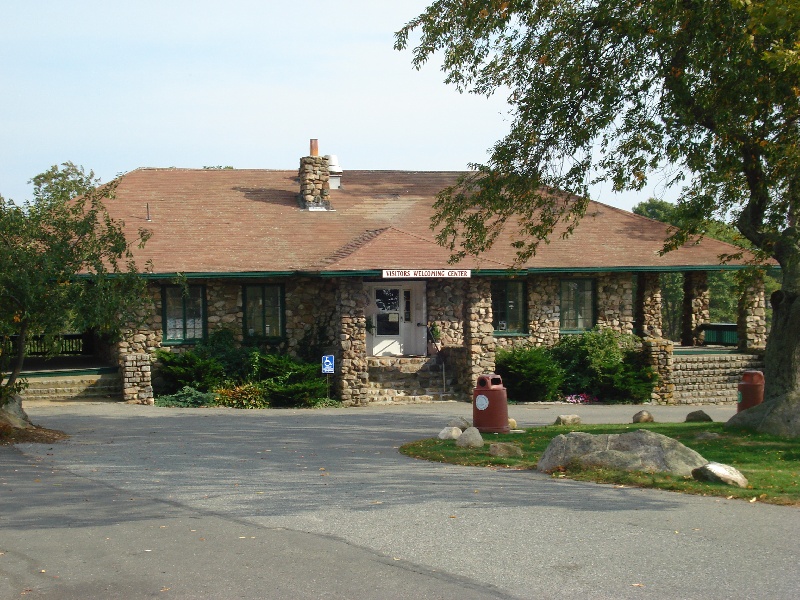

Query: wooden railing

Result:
[3,333,93,356]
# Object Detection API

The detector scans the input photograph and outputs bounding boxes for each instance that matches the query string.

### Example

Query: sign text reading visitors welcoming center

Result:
[382,269,471,278]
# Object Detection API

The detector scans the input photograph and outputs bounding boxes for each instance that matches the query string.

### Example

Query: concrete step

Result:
[20,373,122,402]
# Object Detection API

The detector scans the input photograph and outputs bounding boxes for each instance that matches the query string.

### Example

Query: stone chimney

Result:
[298,139,331,211]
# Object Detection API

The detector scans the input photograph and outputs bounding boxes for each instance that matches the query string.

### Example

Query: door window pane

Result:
[560,279,595,330]
[492,280,526,333]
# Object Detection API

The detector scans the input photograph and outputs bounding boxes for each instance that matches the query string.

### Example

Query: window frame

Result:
[242,284,285,340]
[161,284,207,345]
[559,278,596,333]
[491,279,528,335]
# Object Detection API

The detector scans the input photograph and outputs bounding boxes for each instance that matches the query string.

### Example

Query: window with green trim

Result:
[560,279,594,331]
[162,285,206,343]
[243,285,283,338]
[491,280,526,333]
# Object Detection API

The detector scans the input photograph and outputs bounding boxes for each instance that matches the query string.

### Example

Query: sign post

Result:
[322,355,335,399]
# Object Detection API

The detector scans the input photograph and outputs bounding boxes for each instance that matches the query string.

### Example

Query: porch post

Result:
[336,278,369,406]
[635,272,663,338]
[737,273,768,351]
[681,271,709,346]
[465,279,496,388]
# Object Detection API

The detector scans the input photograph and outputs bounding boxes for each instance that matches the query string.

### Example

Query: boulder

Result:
[632,410,654,423]
[537,429,707,476]
[456,427,484,448]
[554,414,582,426]
[489,442,523,458]
[686,410,714,423]
[695,432,721,441]
[447,417,472,431]
[692,462,749,488]
[438,427,462,440]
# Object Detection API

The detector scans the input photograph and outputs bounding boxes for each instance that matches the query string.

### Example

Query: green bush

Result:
[551,328,656,404]
[153,329,329,409]
[215,382,269,409]
[154,349,226,395]
[155,386,217,408]
[496,346,564,402]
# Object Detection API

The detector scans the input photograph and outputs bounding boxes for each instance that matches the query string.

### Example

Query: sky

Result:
[0,0,662,211]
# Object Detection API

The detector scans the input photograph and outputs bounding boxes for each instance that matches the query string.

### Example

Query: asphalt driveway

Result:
[2,402,798,599]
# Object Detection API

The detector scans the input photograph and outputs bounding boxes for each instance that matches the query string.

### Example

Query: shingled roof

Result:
[105,168,749,276]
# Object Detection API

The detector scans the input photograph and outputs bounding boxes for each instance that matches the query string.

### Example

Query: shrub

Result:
[215,382,269,409]
[495,346,564,402]
[551,328,656,404]
[155,386,217,408]
[154,349,226,395]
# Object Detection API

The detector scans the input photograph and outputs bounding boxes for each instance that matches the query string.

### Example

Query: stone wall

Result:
[465,279,496,387]
[427,280,467,347]
[121,353,153,404]
[672,353,765,405]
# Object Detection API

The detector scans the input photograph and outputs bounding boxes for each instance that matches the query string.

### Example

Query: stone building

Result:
[97,141,769,406]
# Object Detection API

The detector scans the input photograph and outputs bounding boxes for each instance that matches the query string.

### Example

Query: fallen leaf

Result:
[749,497,757,503]
[631,583,645,587]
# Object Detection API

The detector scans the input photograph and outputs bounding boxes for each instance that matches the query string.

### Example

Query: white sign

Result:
[322,355,335,374]
[382,269,471,278]
[475,394,489,411]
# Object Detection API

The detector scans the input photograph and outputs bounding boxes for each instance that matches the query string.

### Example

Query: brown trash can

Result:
[737,370,765,413]
[473,374,510,433]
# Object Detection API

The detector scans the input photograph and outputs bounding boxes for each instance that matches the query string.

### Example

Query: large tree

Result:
[396,0,800,436]
[0,163,150,428]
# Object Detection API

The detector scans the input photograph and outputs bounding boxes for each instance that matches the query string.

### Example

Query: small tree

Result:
[0,163,151,427]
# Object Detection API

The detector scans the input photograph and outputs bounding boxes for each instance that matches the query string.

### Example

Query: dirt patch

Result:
[0,422,69,445]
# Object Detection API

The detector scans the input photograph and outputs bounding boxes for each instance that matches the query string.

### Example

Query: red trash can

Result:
[473,374,510,433]
[737,370,764,412]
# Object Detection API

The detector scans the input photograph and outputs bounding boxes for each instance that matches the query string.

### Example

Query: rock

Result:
[537,429,707,476]
[692,462,749,488]
[438,427,462,440]
[686,410,714,423]
[489,442,523,458]
[456,427,484,448]
[632,410,654,423]
[508,417,517,429]
[695,432,721,441]
[447,417,472,431]
[554,414,582,426]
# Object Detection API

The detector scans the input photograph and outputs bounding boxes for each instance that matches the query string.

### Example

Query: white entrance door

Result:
[366,282,426,356]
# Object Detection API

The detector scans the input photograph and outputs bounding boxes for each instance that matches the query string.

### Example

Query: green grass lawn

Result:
[399,422,800,506]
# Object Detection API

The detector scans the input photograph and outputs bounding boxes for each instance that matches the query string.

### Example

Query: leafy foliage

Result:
[551,329,655,404]
[495,346,564,402]
[215,383,269,409]
[0,163,151,407]
[154,330,328,409]
[154,386,217,408]
[497,329,655,404]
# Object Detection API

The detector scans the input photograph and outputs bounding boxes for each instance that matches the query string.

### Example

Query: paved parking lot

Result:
[2,402,798,599]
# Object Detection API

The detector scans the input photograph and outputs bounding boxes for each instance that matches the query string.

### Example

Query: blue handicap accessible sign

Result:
[322,355,335,374]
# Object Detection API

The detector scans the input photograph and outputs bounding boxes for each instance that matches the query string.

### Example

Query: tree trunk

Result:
[0,394,32,429]
[726,289,800,437]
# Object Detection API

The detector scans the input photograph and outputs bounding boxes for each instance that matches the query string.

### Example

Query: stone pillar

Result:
[682,271,709,346]
[635,272,663,338]
[122,353,153,405]
[465,279,496,388]
[596,273,635,333]
[642,337,674,404]
[298,155,331,210]
[528,274,560,346]
[738,275,768,351]
[336,279,369,406]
